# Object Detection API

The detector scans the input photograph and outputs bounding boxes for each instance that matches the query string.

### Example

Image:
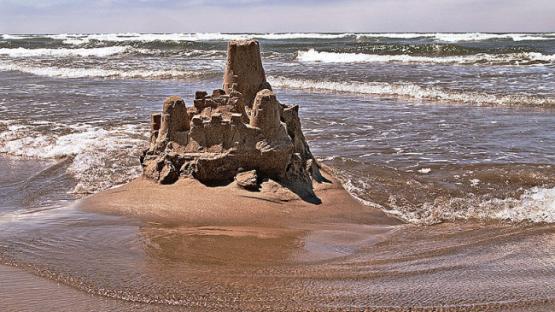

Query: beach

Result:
[1,33,555,311]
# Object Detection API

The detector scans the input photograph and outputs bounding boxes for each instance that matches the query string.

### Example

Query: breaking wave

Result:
[356,32,555,42]
[0,46,133,58]
[2,33,354,45]
[343,178,555,225]
[0,34,29,40]
[328,160,555,225]
[297,49,555,65]
[0,121,146,194]
[268,76,555,107]
[433,33,555,42]
[3,33,554,44]
[0,61,213,80]
[389,186,555,224]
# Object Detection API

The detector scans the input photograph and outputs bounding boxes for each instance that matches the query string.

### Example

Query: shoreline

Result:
[1,157,553,311]
[1,33,554,311]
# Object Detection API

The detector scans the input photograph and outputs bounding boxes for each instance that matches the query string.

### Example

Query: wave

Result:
[4,33,553,44]
[344,176,555,224]
[338,44,489,57]
[0,34,30,40]
[0,122,146,194]
[328,160,555,225]
[0,61,212,80]
[387,186,555,224]
[38,33,353,45]
[356,32,555,42]
[0,46,133,58]
[2,62,553,107]
[0,46,224,58]
[268,76,555,107]
[297,49,555,65]
[433,33,555,42]
[483,186,555,223]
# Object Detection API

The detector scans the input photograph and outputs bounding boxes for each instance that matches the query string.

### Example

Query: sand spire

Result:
[140,40,325,200]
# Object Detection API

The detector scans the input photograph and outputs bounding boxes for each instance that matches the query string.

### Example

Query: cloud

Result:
[0,0,338,9]
[0,0,554,33]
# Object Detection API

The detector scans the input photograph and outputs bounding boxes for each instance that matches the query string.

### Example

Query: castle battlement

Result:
[141,40,323,198]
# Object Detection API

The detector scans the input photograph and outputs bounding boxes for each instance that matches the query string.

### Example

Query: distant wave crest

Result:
[1,33,354,45]
[0,61,212,80]
[268,76,555,107]
[3,32,553,44]
[0,46,133,58]
[356,32,555,42]
[297,49,555,65]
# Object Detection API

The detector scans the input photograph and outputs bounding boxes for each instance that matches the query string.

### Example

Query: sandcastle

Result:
[140,40,326,200]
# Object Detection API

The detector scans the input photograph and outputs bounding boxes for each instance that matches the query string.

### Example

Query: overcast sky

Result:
[1,0,554,34]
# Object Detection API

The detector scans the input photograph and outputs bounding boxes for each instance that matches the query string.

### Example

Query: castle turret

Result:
[141,40,322,198]
[223,40,268,107]
[250,89,281,137]
[156,96,189,146]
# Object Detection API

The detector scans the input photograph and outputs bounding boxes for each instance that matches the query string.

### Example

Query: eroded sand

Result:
[79,168,399,227]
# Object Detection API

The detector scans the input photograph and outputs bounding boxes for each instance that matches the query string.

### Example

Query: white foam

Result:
[296,49,555,65]
[432,33,554,42]
[407,186,555,224]
[356,33,555,42]
[0,46,131,58]
[490,187,555,223]
[268,76,555,107]
[39,33,353,45]
[0,61,205,80]
[1,34,31,40]
[0,123,146,194]
[336,169,555,225]
[254,33,352,40]
[356,33,434,40]
[4,33,553,44]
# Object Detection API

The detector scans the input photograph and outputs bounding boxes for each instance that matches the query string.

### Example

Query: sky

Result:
[0,0,554,34]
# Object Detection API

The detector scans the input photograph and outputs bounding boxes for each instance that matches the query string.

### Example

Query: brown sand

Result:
[79,167,399,227]
[6,169,548,311]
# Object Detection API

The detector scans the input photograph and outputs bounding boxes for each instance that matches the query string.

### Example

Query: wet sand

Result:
[2,220,554,311]
[79,167,398,227]
[1,32,555,312]
[0,159,553,311]
[2,170,543,311]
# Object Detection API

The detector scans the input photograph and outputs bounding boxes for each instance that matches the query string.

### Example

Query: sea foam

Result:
[336,167,555,224]
[356,32,555,42]
[3,33,553,44]
[39,33,353,45]
[0,122,146,194]
[0,61,209,80]
[268,76,555,107]
[0,46,131,58]
[297,49,555,65]
[394,186,555,224]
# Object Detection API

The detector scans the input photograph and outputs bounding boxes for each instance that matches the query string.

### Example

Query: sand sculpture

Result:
[140,40,326,200]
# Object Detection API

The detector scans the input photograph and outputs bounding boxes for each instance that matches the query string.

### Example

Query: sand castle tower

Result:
[223,40,269,107]
[141,40,323,198]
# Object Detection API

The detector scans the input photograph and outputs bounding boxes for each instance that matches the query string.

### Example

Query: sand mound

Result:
[80,167,398,226]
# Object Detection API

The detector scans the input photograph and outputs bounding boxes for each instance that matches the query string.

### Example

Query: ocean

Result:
[0,33,554,310]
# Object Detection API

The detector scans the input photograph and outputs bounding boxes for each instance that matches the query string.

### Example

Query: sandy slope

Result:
[79,168,399,227]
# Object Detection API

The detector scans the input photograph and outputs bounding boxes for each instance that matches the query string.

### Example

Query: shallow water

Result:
[0,33,554,310]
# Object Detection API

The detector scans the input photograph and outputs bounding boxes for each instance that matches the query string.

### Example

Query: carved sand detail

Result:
[140,40,326,201]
